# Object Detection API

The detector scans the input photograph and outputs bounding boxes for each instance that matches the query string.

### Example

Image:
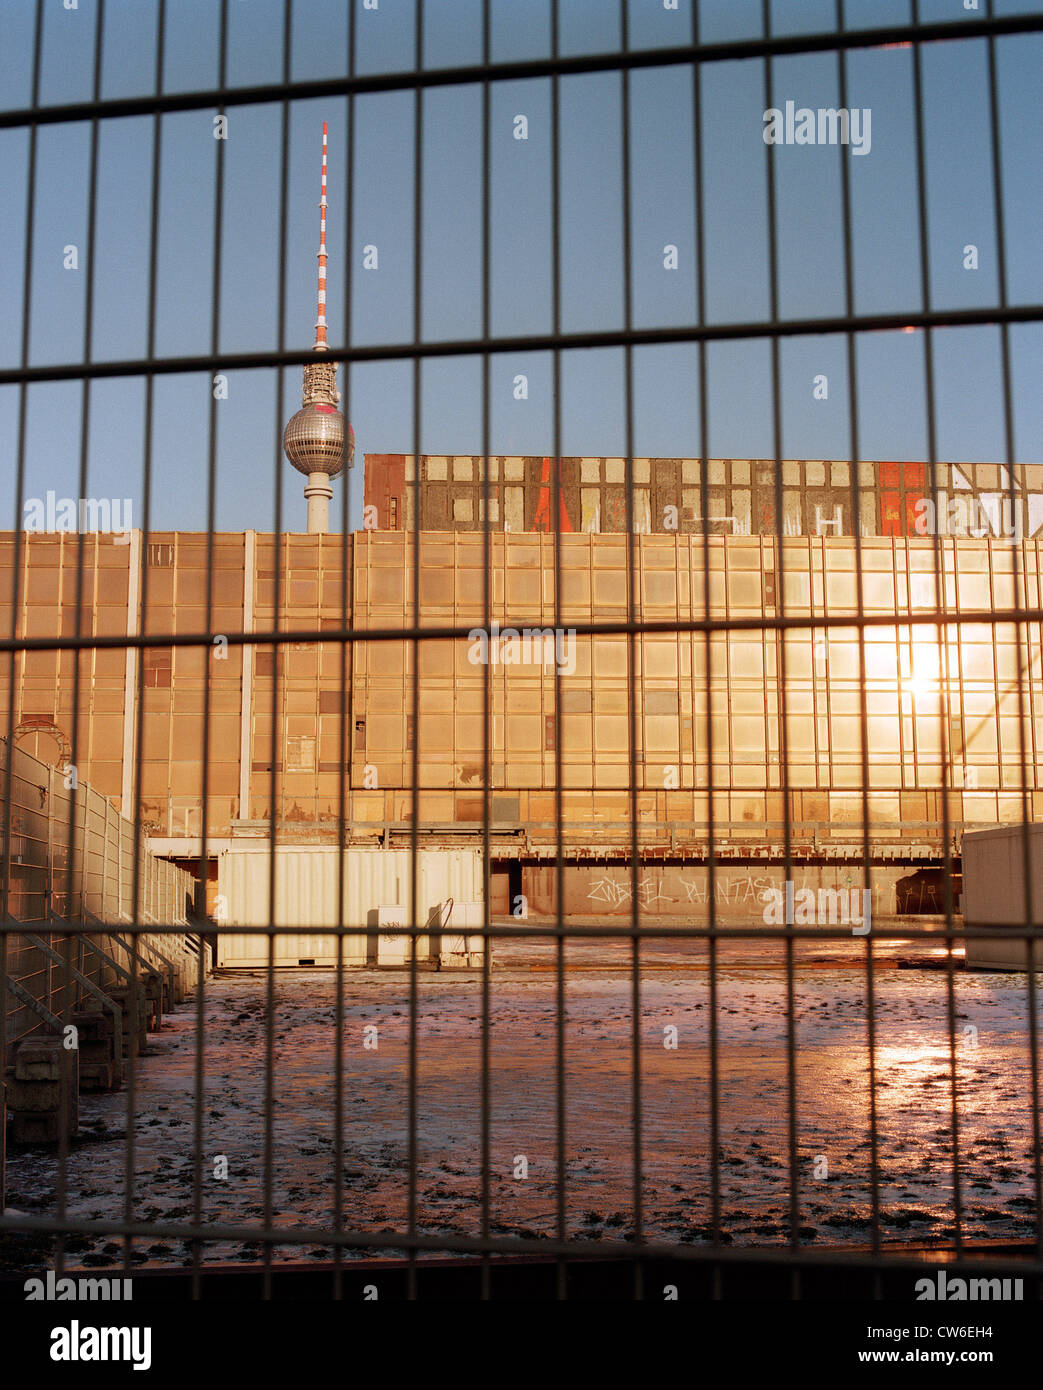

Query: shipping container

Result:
[962,823,1043,970]
[216,845,483,967]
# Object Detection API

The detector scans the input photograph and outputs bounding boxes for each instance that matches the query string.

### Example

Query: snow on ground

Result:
[3,947,1039,1268]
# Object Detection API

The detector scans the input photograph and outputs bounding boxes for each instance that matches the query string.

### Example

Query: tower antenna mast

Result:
[282,122,354,532]
[315,120,328,350]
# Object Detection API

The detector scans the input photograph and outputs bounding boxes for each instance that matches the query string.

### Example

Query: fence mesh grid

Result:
[2,0,1043,1304]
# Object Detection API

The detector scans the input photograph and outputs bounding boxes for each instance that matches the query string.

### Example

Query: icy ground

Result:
[4,951,1040,1267]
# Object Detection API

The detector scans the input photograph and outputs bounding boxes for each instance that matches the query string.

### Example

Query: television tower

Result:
[283,122,354,533]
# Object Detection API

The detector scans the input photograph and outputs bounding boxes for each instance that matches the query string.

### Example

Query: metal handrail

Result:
[4,975,61,1035]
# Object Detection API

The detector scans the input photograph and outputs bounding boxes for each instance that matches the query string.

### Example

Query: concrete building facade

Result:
[364,454,1043,541]
[3,483,1042,917]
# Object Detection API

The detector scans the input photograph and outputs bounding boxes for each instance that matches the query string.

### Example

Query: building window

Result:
[287,736,315,771]
[144,648,171,688]
[561,690,591,714]
[255,649,283,677]
[388,497,398,530]
[645,691,678,716]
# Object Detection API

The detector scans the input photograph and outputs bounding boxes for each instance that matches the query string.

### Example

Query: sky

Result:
[0,0,1040,533]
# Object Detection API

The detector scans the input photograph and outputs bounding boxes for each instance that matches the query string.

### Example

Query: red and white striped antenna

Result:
[315,120,328,350]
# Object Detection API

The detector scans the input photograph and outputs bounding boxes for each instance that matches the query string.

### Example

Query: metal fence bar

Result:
[1,10,1040,134]
[406,0,425,1304]
[12,601,1043,654]
[618,0,642,1304]
[331,0,359,1303]
[689,2,722,1295]
[908,0,966,1266]
[549,0,567,1304]
[833,0,881,1291]
[479,0,495,1305]
[10,919,1043,942]
[983,0,1043,1295]
[4,1205,1043,1271]
[1,0,1041,1309]
[5,303,1043,392]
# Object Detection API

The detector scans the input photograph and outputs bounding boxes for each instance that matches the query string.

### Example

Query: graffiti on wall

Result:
[587,876,674,907]
[579,867,904,916]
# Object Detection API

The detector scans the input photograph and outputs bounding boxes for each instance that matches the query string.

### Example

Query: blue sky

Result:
[0,0,1040,533]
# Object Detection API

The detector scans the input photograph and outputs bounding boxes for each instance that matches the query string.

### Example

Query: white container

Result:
[217,846,482,968]
[377,904,409,965]
[962,823,1043,971]
[439,899,486,968]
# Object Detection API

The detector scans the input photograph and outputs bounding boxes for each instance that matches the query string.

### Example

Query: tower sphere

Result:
[283,403,353,478]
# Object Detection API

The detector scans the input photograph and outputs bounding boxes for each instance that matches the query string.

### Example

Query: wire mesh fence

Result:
[1,0,1043,1325]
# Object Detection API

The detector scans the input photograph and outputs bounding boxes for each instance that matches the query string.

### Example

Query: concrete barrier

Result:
[72,1008,121,1091]
[107,983,149,1057]
[8,1038,78,1144]
[142,973,163,1030]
